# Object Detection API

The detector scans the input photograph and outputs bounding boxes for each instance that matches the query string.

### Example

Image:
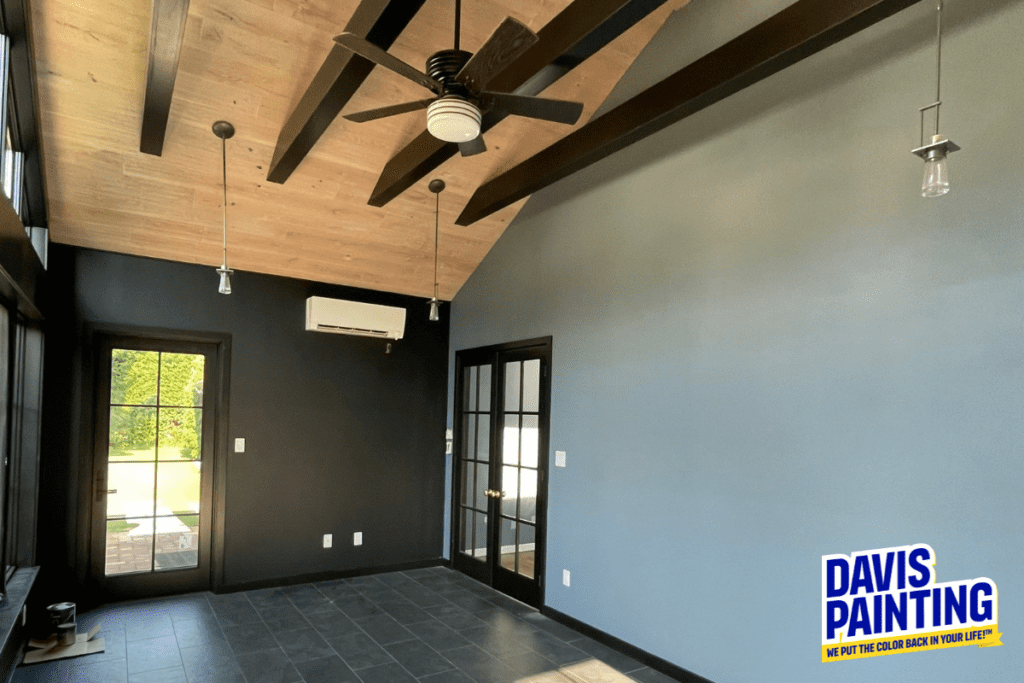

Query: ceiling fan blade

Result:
[479,92,583,125]
[344,99,435,123]
[455,17,538,93]
[334,33,442,94]
[458,136,487,157]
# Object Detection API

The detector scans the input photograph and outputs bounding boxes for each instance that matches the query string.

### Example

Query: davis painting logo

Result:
[821,543,1002,662]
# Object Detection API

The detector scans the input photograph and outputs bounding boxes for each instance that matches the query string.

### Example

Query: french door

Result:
[89,334,221,599]
[452,337,551,607]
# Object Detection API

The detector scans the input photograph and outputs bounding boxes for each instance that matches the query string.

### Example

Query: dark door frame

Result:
[77,324,231,601]
[451,336,552,607]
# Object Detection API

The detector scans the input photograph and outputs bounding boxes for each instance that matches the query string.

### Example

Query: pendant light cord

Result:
[934,0,943,136]
[221,135,229,268]
[433,189,440,300]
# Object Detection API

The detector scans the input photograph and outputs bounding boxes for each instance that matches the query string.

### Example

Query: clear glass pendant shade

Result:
[428,299,440,321]
[922,154,950,198]
[217,267,233,295]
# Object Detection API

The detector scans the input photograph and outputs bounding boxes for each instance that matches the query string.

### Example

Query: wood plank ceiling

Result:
[30,0,685,299]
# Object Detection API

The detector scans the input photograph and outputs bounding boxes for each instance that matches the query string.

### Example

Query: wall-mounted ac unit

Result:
[305,297,406,339]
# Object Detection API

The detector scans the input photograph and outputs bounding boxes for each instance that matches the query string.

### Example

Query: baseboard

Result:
[541,606,715,683]
[215,558,446,593]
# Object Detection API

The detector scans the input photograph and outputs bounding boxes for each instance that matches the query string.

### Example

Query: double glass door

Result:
[90,335,218,599]
[453,338,551,606]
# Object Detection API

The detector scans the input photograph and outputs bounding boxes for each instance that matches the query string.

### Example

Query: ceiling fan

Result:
[334,0,585,157]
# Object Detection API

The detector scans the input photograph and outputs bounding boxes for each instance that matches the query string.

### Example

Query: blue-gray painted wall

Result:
[447,0,1023,680]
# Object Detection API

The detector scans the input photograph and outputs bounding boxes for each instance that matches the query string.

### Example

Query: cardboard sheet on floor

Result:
[23,625,104,664]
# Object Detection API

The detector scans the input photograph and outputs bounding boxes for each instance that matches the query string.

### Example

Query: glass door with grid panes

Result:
[452,338,551,606]
[90,335,218,599]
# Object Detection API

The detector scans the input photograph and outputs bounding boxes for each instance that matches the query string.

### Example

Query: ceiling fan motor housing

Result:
[426,50,472,91]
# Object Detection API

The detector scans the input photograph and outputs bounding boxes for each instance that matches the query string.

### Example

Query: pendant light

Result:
[213,121,235,293]
[911,1,960,197]
[427,179,445,321]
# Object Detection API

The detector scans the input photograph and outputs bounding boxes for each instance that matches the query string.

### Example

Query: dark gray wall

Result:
[40,244,449,597]
[449,0,1023,681]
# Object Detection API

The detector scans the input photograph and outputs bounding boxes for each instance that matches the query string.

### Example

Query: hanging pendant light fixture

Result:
[213,121,235,294]
[427,179,445,321]
[911,1,960,197]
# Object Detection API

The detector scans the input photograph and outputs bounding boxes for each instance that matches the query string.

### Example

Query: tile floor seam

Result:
[349,620,428,683]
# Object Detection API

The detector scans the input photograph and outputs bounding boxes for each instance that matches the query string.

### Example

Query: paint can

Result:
[47,602,76,644]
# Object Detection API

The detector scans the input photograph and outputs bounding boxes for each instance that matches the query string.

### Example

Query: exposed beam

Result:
[457,0,923,226]
[140,0,190,156]
[368,0,672,208]
[266,0,427,185]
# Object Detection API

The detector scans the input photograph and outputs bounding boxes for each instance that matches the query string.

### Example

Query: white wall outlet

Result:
[446,429,453,440]
[323,534,332,548]
[446,429,454,455]
[555,450,567,467]
[563,569,571,587]
[234,438,245,453]
[353,532,363,546]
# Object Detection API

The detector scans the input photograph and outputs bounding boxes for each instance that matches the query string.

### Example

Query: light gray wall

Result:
[448,0,1023,681]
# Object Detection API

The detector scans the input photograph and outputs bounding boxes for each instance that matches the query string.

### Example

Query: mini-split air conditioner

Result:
[305,297,406,340]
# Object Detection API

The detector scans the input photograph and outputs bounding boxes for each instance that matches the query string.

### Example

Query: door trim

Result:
[78,324,231,600]
[450,336,551,607]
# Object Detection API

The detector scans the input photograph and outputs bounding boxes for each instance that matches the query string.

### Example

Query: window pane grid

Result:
[458,363,494,562]
[105,349,205,576]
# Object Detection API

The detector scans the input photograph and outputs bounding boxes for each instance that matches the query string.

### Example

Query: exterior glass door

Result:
[91,335,218,599]
[453,338,551,607]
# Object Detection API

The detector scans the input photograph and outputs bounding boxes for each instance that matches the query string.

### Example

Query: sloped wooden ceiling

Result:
[30,0,685,299]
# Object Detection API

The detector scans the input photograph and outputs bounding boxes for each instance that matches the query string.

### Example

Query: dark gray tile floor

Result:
[13,567,668,683]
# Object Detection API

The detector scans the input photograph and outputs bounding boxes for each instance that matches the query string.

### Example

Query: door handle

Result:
[485,489,502,498]
[105,489,117,495]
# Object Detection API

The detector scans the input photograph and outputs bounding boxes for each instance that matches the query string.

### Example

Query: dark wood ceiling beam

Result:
[368,0,672,208]
[140,0,190,156]
[456,0,923,226]
[266,0,427,184]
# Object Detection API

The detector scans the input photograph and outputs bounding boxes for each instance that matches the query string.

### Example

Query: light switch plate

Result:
[353,532,363,546]
[323,534,332,548]
[446,429,453,440]
[563,569,571,587]
[555,451,566,467]
[234,438,245,453]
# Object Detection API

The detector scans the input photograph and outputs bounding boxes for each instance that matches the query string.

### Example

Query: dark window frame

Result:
[0,0,48,231]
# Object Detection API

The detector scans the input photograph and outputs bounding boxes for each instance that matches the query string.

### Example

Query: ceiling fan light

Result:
[427,97,481,143]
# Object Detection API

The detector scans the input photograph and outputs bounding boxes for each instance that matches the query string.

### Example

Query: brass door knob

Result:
[485,489,501,498]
